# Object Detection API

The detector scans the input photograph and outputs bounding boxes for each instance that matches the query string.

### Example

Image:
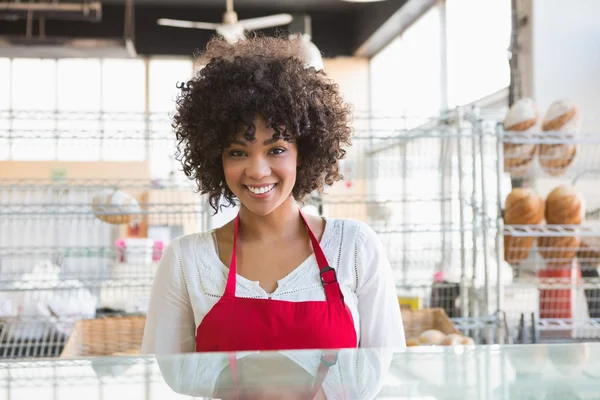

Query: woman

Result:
[141,35,405,357]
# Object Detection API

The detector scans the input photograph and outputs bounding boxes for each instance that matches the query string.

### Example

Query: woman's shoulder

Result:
[326,217,381,244]
[165,229,218,263]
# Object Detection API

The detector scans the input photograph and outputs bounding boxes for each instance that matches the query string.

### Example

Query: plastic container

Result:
[124,238,155,265]
[152,240,164,261]
[538,265,582,319]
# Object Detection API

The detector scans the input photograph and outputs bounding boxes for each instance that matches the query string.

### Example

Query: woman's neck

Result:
[237,197,304,243]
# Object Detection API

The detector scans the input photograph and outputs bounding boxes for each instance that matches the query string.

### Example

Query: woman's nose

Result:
[245,155,271,180]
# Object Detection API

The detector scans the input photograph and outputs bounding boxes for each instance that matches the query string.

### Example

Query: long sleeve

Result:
[355,223,406,348]
[141,239,196,355]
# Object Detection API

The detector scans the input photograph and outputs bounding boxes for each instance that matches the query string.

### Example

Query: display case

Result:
[0,344,598,399]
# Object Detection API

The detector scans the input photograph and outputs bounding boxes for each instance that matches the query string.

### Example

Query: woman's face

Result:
[222,116,298,216]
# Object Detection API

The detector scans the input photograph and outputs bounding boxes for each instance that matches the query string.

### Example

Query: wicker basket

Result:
[60,316,146,358]
[401,307,461,339]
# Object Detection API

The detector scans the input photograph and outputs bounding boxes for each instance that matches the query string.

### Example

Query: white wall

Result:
[524,0,600,209]
[530,0,600,133]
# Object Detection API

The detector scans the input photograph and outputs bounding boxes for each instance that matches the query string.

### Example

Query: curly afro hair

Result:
[173,34,353,213]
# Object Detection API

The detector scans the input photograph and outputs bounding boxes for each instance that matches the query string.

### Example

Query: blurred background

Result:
[0,0,599,361]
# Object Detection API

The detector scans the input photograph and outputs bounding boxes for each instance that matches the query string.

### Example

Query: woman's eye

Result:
[229,150,245,157]
[269,148,286,155]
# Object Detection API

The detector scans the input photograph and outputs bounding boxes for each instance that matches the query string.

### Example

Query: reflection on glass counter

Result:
[0,344,599,399]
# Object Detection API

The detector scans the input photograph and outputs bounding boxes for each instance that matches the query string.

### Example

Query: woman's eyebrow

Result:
[230,137,282,146]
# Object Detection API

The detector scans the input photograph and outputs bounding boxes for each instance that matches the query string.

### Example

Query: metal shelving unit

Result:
[0,177,207,358]
[0,107,505,359]
[494,113,600,344]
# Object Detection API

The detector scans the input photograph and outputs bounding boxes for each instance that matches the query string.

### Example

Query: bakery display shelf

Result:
[537,318,600,331]
[0,371,154,389]
[500,130,600,144]
[0,276,154,291]
[0,129,173,141]
[0,246,162,271]
[0,203,202,216]
[0,110,170,122]
[0,314,146,360]
[0,316,72,359]
[2,108,444,124]
[0,178,194,190]
[500,128,600,179]
[450,315,500,332]
[503,224,600,237]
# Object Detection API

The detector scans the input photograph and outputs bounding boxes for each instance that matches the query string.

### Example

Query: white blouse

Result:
[141,217,406,355]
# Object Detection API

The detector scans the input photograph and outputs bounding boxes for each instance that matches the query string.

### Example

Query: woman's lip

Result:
[244,184,277,188]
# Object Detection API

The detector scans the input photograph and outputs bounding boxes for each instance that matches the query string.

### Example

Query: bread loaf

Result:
[545,186,585,225]
[461,336,475,346]
[503,98,539,177]
[539,100,581,176]
[540,186,584,266]
[538,235,581,266]
[92,189,142,225]
[441,333,464,346]
[418,329,446,345]
[504,188,545,263]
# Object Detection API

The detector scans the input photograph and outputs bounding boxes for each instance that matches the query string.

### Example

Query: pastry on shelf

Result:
[407,331,475,347]
[539,186,585,266]
[503,188,545,264]
[440,333,464,346]
[545,185,585,225]
[92,189,142,225]
[502,98,540,177]
[418,329,446,345]
[539,99,582,176]
[538,234,581,267]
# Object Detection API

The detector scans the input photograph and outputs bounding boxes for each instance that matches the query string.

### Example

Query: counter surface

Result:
[0,344,599,399]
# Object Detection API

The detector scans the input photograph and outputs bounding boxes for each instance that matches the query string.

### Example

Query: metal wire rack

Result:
[493,113,600,344]
[0,107,505,357]
[0,179,208,358]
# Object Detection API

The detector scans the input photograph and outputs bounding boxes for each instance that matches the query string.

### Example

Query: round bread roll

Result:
[418,329,446,346]
[460,336,475,346]
[539,100,581,176]
[538,234,581,267]
[406,337,419,347]
[504,188,545,263]
[441,333,464,346]
[92,189,142,225]
[545,186,585,225]
[503,98,540,177]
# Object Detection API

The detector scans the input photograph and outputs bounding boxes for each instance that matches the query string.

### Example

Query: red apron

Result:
[196,210,357,398]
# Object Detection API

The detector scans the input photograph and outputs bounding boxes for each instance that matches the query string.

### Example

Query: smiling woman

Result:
[141,33,405,397]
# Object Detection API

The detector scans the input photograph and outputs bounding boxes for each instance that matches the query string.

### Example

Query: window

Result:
[148,59,194,181]
[446,0,511,107]
[101,59,146,161]
[11,59,57,160]
[0,59,10,160]
[370,6,441,132]
[57,59,102,161]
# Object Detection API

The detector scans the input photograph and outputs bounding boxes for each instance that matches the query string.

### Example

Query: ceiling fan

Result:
[157,0,293,44]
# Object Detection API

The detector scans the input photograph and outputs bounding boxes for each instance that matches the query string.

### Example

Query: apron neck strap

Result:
[224,215,240,297]
[224,209,343,302]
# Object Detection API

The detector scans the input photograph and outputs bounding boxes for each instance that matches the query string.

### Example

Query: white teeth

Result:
[247,184,275,195]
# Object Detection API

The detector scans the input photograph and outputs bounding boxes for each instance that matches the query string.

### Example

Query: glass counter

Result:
[0,344,599,399]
